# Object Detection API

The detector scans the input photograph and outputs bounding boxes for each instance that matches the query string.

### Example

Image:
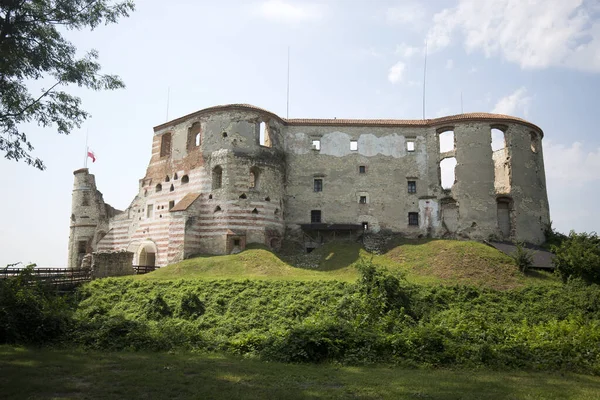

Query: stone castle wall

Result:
[67,104,551,268]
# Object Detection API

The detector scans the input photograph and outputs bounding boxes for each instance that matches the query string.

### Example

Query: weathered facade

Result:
[67,104,550,268]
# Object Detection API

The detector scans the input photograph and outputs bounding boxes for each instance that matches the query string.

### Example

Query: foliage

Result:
[543,221,568,250]
[0,264,72,344]
[0,0,135,169]
[509,241,535,273]
[553,231,600,284]
[68,264,600,373]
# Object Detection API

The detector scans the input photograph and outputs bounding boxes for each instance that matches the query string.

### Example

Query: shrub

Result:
[510,242,535,273]
[553,231,600,284]
[0,265,73,344]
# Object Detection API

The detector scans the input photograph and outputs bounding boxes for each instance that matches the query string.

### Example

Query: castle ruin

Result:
[68,104,550,268]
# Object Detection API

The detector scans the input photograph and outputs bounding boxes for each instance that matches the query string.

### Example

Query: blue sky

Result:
[1,0,599,267]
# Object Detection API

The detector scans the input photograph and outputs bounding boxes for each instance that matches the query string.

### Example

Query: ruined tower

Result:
[67,168,119,269]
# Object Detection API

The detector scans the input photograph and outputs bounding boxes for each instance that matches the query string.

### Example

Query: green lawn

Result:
[140,239,557,290]
[1,346,598,399]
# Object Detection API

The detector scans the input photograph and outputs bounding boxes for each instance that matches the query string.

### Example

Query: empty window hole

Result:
[440,157,457,189]
[439,131,454,153]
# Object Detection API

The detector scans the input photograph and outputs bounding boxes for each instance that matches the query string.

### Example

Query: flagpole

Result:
[422,38,428,120]
[84,128,89,168]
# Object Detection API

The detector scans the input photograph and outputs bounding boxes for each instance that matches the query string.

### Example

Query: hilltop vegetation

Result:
[144,239,554,290]
[2,239,599,379]
[66,258,600,373]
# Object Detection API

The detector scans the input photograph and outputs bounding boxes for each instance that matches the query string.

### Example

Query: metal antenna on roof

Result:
[286,46,290,119]
[422,38,428,120]
[166,87,170,122]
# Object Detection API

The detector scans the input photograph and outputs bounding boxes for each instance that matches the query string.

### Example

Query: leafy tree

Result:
[553,231,600,284]
[0,0,135,169]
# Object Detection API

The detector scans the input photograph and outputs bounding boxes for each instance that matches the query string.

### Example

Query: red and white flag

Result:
[87,149,96,163]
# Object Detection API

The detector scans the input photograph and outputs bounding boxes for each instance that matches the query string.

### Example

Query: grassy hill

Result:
[139,239,556,290]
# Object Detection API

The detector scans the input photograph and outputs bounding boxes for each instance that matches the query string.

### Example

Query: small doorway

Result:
[137,241,157,266]
[497,198,512,238]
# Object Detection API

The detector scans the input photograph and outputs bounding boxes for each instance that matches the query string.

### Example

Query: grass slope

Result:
[2,346,600,400]
[142,240,556,290]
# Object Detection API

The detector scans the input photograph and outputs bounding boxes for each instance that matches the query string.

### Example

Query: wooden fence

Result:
[0,265,156,289]
[0,267,91,288]
[133,265,157,274]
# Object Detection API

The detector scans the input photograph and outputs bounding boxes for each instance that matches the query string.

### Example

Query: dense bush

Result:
[0,265,72,344]
[3,261,600,373]
[553,231,600,284]
[66,262,600,373]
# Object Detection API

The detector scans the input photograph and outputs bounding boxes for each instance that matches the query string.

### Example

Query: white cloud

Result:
[544,141,600,186]
[388,61,406,84]
[395,43,422,58]
[445,59,454,69]
[491,87,531,117]
[257,0,324,22]
[426,0,600,71]
[386,2,426,26]
[543,140,600,233]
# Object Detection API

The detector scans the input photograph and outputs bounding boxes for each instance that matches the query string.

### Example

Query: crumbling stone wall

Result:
[91,251,134,279]
[69,104,551,268]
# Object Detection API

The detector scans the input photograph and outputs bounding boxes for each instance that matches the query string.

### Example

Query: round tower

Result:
[67,168,100,268]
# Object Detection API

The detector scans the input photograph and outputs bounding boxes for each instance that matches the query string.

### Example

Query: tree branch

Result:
[0,80,62,121]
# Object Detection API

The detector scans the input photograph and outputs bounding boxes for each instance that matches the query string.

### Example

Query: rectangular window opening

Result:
[311,210,321,223]
[359,196,367,204]
[169,200,175,210]
[233,239,241,247]
[313,178,323,192]
[407,140,415,152]
[408,212,419,226]
[312,139,321,150]
[362,222,369,231]
[350,140,358,151]
[147,204,154,218]
[407,181,417,194]
[359,165,366,174]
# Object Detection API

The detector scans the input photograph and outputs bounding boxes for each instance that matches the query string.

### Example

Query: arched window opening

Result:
[252,208,259,214]
[491,127,506,152]
[169,184,174,192]
[212,166,223,189]
[222,131,228,138]
[188,122,201,149]
[530,132,539,153]
[160,132,172,157]
[239,193,247,199]
[249,167,260,189]
[165,175,170,182]
[265,196,271,202]
[274,208,280,216]
[492,126,510,194]
[440,157,457,189]
[181,175,189,184]
[155,184,162,192]
[214,206,222,212]
[208,194,213,199]
[174,173,178,180]
[259,121,272,147]
[439,130,455,153]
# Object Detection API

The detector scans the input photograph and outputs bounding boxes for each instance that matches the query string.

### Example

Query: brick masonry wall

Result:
[71,106,550,267]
